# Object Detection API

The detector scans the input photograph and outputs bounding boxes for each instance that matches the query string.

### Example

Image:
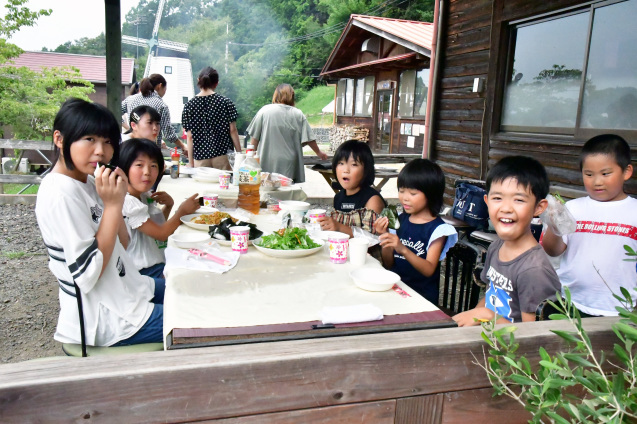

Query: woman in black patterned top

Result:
[182,67,242,170]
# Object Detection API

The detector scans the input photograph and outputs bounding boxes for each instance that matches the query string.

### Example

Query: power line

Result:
[228,0,410,47]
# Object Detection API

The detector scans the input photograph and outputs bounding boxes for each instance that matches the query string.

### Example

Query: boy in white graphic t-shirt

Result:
[543,134,636,316]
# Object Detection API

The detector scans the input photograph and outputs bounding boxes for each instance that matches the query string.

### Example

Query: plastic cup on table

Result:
[328,232,349,264]
[218,172,231,189]
[348,238,369,267]
[307,209,326,224]
[202,193,218,208]
[230,226,250,254]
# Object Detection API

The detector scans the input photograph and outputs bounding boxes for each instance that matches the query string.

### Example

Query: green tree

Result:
[0,0,94,140]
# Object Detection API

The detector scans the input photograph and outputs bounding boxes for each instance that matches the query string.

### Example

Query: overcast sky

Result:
[2,0,140,51]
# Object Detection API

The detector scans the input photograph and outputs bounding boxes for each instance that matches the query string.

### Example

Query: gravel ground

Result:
[0,204,61,363]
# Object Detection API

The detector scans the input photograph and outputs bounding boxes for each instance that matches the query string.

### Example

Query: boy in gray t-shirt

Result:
[453,156,561,326]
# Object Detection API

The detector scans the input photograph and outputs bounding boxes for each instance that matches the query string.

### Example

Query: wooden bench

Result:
[0,138,53,203]
[0,317,618,423]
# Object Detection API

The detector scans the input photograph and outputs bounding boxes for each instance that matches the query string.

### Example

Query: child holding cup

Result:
[373,159,457,305]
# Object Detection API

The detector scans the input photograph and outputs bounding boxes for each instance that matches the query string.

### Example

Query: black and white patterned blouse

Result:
[121,91,178,145]
[181,93,238,160]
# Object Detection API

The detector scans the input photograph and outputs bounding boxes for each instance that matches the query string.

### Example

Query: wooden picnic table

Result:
[158,180,453,349]
[310,164,400,193]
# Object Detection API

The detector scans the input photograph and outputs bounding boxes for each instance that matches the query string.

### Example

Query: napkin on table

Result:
[319,304,384,325]
[164,244,240,275]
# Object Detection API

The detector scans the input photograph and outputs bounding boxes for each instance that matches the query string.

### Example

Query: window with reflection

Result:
[500,0,637,135]
[355,76,375,116]
[336,79,346,115]
[345,79,354,115]
[399,69,429,117]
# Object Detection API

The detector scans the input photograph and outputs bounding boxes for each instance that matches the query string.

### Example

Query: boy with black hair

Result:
[543,134,636,317]
[454,156,561,326]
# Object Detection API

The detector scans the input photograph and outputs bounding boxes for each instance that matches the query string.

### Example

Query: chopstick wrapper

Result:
[164,246,239,275]
[319,304,383,325]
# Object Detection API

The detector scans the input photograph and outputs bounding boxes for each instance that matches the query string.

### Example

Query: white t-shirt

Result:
[35,173,155,346]
[559,196,637,316]
[123,192,166,271]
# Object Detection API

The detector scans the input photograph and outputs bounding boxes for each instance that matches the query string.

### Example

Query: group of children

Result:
[36,98,200,347]
[36,98,635,347]
[322,136,635,327]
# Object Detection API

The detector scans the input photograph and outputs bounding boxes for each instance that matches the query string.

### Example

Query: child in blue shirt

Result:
[374,159,457,305]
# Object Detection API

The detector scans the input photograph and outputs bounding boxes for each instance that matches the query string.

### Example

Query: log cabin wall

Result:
[431,0,493,204]
[432,0,637,203]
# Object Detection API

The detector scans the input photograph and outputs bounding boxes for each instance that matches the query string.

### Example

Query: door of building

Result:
[375,90,393,153]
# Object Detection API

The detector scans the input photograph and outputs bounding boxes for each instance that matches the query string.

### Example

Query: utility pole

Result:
[225,23,229,74]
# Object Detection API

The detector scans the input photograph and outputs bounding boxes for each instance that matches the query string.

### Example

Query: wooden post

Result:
[104,0,122,123]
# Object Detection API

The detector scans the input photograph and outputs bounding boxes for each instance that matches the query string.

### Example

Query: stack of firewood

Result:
[328,126,370,152]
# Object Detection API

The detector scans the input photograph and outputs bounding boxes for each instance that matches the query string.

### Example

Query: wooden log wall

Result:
[432,0,637,203]
[0,318,619,423]
[432,0,493,204]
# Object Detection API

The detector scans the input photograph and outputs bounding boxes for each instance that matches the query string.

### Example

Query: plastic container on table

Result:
[170,149,180,179]
[237,151,261,214]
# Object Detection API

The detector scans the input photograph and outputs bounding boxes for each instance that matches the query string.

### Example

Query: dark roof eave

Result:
[320,52,428,78]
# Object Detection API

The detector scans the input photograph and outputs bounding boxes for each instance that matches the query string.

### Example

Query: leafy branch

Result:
[475,287,637,423]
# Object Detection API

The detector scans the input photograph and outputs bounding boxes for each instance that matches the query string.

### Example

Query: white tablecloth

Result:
[158,175,308,209]
[162,213,440,347]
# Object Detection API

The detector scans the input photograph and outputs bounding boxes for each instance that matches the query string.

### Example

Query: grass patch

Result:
[297,86,335,116]
[1,183,39,195]
[4,251,27,259]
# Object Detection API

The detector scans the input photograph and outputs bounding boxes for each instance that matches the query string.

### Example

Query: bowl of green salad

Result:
[253,227,324,258]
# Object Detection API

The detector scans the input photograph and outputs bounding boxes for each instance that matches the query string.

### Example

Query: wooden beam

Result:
[104,0,122,122]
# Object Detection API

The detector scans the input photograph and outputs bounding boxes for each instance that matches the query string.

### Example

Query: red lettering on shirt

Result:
[576,221,637,240]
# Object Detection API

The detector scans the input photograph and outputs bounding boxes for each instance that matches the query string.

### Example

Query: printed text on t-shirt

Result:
[575,221,637,240]
[485,266,513,291]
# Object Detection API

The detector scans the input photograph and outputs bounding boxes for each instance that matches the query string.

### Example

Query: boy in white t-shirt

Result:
[543,134,636,316]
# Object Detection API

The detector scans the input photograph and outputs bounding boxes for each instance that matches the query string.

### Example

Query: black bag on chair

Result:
[452,183,489,229]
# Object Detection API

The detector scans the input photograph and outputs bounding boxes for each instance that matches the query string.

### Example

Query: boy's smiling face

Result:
[581,153,633,202]
[485,177,547,242]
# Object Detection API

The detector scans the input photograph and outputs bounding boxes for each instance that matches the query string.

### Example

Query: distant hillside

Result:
[296,85,334,127]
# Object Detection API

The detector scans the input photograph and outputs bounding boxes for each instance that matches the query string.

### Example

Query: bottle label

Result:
[238,168,261,184]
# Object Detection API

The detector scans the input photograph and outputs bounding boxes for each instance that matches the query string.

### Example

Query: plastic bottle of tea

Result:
[237,151,261,214]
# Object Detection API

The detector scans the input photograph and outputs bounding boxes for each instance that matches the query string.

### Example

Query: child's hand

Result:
[452,308,493,327]
[176,193,199,216]
[374,216,389,235]
[318,215,338,232]
[378,232,404,254]
[95,165,128,208]
[151,191,174,208]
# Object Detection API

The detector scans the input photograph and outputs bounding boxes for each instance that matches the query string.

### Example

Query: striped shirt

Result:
[121,91,179,144]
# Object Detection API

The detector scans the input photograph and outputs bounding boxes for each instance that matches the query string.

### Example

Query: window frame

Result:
[398,68,429,119]
[354,76,375,117]
[494,0,637,143]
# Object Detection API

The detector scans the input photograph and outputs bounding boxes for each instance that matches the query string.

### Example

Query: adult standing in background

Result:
[181,67,242,170]
[246,83,327,183]
[121,74,187,154]
[121,81,140,132]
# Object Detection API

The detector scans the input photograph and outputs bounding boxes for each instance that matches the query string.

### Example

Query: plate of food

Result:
[180,211,239,231]
[252,228,324,258]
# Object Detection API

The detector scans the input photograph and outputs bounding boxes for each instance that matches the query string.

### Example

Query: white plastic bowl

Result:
[349,268,401,292]
[278,200,311,212]
[169,232,211,249]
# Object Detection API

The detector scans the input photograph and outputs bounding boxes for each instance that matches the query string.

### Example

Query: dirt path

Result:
[0,204,60,363]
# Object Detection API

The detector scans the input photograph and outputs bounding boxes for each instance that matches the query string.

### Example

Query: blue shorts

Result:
[140,263,165,304]
[112,304,163,346]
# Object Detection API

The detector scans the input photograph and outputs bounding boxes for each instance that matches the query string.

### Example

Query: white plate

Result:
[252,237,324,258]
[180,212,222,231]
[169,233,211,249]
[212,237,254,247]
[350,268,400,292]
[193,174,219,183]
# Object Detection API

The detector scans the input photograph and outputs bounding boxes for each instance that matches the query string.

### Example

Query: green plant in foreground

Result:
[476,287,637,424]
[4,251,27,259]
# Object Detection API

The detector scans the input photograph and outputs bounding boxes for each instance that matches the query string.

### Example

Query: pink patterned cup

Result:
[230,226,250,254]
[203,193,218,208]
[328,232,349,264]
[307,209,326,224]
[218,172,231,189]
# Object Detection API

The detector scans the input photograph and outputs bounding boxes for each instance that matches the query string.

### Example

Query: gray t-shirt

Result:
[480,239,561,323]
[246,103,314,183]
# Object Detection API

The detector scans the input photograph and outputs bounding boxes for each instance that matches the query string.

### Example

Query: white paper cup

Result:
[230,226,250,254]
[348,238,369,266]
[218,172,231,189]
[307,209,326,224]
[203,193,218,208]
[328,232,349,264]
